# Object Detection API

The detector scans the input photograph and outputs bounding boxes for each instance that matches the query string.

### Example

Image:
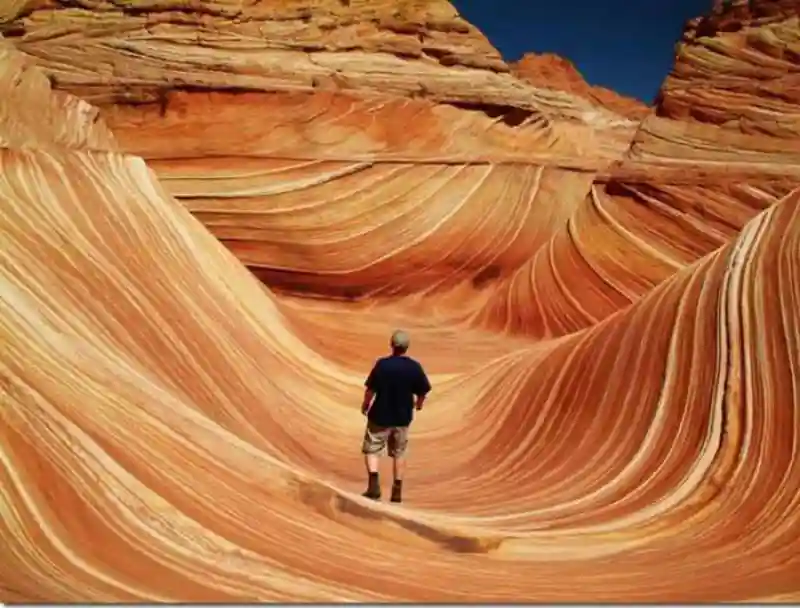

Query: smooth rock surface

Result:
[1,0,800,602]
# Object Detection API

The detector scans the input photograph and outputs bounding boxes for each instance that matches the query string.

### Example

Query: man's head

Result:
[390,329,410,355]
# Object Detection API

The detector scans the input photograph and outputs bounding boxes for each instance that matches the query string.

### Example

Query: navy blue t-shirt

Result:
[365,355,431,428]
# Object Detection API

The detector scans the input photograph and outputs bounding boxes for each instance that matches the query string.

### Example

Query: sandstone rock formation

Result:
[1,0,800,602]
[512,53,651,120]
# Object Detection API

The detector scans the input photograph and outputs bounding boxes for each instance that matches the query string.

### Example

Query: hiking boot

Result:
[363,473,381,500]
[362,488,381,501]
[390,481,402,503]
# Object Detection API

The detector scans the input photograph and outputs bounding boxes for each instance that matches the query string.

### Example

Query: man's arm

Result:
[414,365,432,411]
[361,388,375,415]
[361,362,379,415]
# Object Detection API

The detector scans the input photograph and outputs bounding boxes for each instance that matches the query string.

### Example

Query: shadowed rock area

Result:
[1,0,799,602]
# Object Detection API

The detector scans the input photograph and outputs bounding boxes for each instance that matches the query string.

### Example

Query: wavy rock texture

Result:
[2,0,800,602]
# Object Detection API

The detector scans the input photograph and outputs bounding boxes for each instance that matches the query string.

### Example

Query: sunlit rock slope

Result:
[1,0,800,602]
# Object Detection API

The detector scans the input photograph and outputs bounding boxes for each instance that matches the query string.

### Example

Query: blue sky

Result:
[451,0,711,103]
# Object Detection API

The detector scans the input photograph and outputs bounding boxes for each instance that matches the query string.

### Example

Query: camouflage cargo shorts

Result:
[361,422,409,458]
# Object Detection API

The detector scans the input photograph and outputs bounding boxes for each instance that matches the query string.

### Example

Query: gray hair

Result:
[391,329,410,350]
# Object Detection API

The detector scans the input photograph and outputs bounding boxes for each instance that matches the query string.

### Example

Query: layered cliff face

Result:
[0,0,634,125]
[512,52,651,120]
[634,0,800,158]
[1,0,800,602]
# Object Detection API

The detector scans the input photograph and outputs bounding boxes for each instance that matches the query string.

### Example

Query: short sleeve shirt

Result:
[365,355,431,427]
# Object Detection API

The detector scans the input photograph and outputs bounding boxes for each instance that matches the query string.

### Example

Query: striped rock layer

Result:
[1,0,799,602]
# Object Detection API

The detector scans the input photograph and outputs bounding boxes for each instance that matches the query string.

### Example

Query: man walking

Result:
[360,329,431,503]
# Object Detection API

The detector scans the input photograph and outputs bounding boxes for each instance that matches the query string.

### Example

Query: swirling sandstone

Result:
[1,0,800,602]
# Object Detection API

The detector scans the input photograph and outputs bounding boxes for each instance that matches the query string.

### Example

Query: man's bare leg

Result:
[365,453,380,475]
[363,453,381,499]
[390,456,405,502]
[392,456,405,481]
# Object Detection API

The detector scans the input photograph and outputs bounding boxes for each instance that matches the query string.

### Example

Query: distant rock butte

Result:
[511,53,651,120]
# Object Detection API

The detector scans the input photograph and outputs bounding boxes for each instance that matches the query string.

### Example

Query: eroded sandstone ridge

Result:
[1,0,800,602]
